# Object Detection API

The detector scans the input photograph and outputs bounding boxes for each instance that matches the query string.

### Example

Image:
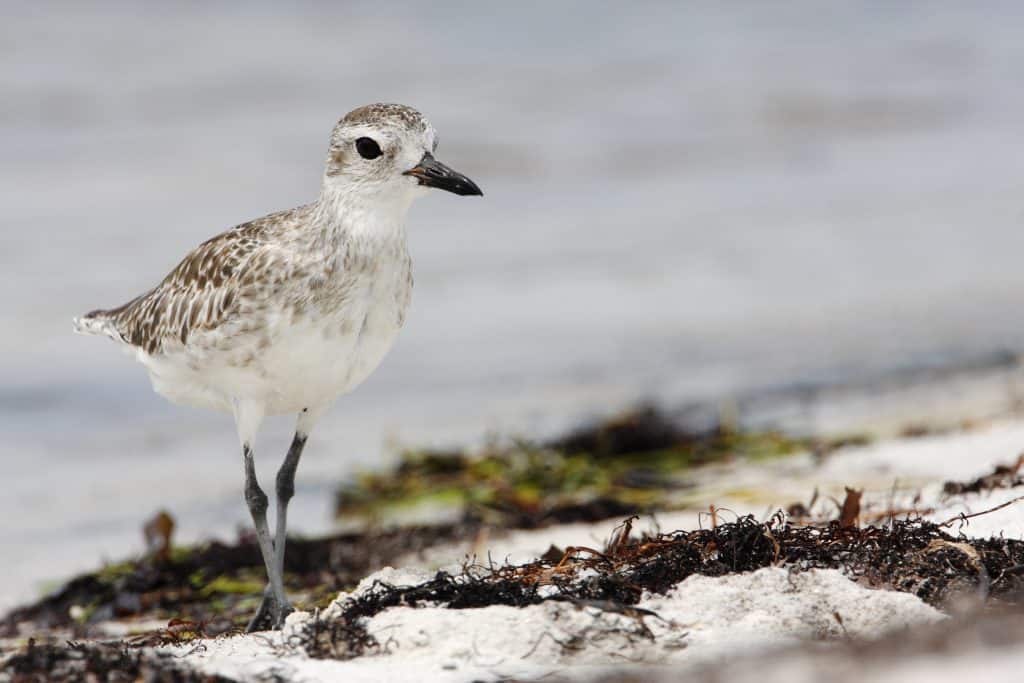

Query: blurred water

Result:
[3,1,1024,608]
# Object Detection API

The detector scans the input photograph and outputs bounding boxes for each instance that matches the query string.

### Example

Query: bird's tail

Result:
[73,309,120,339]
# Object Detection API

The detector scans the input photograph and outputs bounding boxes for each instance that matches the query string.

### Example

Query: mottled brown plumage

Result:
[73,103,481,631]
[81,208,305,355]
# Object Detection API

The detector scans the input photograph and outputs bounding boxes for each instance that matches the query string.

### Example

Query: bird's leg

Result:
[249,433,306,629]
[273,432,307,582]
[232,398,290,632]
[242,444,289,631]
[251,406,323,630]
[247,586,276,634]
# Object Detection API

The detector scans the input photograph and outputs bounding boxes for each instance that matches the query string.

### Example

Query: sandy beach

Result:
[5,384,1024,681]
[5,3,1024,681]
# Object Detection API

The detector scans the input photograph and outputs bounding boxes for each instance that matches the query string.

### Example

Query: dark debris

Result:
[282,614,379,661]
[324,515,1024,634]
[285,515,1024,660]
[0,522,478,639]
[3,637,237,683]
[943,454,1024,496]
[8,514,1024,671]
[548,404,688,458]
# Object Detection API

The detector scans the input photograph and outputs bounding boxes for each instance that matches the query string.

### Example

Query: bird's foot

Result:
[246,588,294,632]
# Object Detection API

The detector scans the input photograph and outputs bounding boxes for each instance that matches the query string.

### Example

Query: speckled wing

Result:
[75,217,276,356]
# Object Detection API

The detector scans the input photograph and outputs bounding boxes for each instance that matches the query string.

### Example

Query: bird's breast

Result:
[314,239,413,331]
[269,241,412,404]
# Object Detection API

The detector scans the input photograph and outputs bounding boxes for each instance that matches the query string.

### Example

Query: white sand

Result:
[149,418,1024,682]
[171,566,941,683]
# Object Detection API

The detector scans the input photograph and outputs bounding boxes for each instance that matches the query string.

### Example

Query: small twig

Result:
[939,493,1024,527]
[886,479,899,529]
[833,611,849,638]
[861,507,935,524]
[605,516,638,556]
[838,487,862,529]
[520,629,567,659]
[556,545,607,567]
[994,563,1024,587]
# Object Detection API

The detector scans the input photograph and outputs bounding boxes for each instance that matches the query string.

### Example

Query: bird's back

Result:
[74,206,310,355]
[75,202,413,414]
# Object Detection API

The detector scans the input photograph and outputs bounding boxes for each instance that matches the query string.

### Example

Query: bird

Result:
[73,103,482,631]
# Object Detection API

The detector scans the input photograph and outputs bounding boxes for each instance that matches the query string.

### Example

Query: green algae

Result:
[335,405,863,524]
[198,575,265,598]
[96,561,137,584]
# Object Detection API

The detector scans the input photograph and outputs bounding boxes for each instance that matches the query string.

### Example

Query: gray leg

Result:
[246,585,276,633]
[242,444,290,631]
[250,431,307,630]
[273,432,308,580]
[249,406,325,630]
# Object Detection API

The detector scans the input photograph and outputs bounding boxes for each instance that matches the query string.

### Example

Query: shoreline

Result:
[4,381,1024,681]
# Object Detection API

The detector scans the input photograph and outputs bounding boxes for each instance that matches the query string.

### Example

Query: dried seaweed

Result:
[10,514,1024,673]
[548,404,690,458]
[326,516,1024,631]
[281,514,1023,660]
[283,614,380,661]
[0,522,478,638]
[3,637,236,683]
[943,455,1024,496]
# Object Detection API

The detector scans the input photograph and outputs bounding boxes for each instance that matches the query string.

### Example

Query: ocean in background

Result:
[3,1,1024,608]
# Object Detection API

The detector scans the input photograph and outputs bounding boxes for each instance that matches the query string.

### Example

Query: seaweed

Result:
[3,637,237,683]
[0,522,479,639]
[335,405,845,524]
[279,513,1024,660]
[943,454,1024,496]
[321,515,1024,634]
[9,513,1024,674]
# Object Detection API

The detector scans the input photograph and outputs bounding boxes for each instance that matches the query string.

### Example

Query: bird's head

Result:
[322,103,482,205]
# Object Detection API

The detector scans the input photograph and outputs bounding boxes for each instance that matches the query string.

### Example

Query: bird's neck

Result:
[310,181,413,251]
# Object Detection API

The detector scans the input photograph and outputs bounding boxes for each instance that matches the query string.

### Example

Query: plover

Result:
[73,103,482,631]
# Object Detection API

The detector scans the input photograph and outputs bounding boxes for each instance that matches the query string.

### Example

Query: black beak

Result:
[403,152,483,196]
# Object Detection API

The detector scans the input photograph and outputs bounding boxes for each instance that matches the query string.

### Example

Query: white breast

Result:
[142,234,412,416]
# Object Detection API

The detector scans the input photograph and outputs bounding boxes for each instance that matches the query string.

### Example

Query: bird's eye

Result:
[355,137,382,160]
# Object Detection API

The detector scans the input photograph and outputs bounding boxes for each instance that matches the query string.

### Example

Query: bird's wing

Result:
[77,211,296,355]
